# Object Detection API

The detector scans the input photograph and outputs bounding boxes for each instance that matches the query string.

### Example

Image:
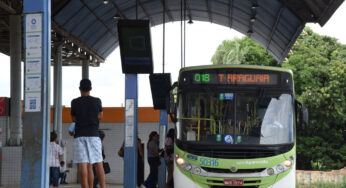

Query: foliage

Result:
[211,27,346,170]
[211,37,277,66]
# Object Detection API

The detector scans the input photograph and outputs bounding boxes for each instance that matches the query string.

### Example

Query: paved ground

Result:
[1,184,126,188]
[59,184,124,188]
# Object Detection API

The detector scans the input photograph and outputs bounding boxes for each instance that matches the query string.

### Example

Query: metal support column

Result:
[8,14,22,146]
[53,43,63,144]
[158,110,168,188]
[22,0,51,187]
[124,74,138,188]
[82,59,89,79]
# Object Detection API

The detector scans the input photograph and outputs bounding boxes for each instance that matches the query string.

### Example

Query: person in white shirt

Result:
[50,132,63,188]
[59,161,70,184]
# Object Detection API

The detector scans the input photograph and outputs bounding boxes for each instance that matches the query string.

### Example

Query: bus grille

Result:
[202,167,266,173]
[176,142,294,159]
[189,149,279,158]
[211,186,258,188]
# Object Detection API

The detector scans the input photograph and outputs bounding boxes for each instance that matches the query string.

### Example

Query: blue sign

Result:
[200,157,219,167]
[224,134,234,144]
[224,93,234,100]
[187,154,198,161]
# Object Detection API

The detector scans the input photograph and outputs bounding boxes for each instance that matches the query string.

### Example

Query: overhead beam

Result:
[206,0,212,23]
[110,0,128,19]
[0,19,9,29]
[279,24,305,63]
[160,0,174,22]
[228,0,233,28]
[184,0,193,21]
[0,1,16,14]
[80,0,117,37]
[138,0,154,23]
[302,0,322,20]
[266,6,284,50]
[52,21,104,64]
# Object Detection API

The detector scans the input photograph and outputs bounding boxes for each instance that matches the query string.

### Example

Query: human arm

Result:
[68,122,75,136]
[138,140,144,163]
[98,98,103,120]
[70,100,76,122]
[98,111,103,120]
[149,142,160,157]
[149,148,160,157]
[58,145,64,162]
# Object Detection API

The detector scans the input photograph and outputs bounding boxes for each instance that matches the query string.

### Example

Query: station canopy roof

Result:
[0,0,344,66]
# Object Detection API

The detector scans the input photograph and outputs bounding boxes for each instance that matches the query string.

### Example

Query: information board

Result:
[24,13,43,112]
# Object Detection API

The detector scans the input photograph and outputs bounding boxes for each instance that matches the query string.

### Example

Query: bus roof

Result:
[179,65,293,77]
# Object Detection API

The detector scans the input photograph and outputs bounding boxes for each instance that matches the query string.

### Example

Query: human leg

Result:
[62,172,67,183]
[77,163,89,188]
[147,157,159,188]
[93,164,99,188]
[50,167,53,185]
[51,167,60,188]
[165,162,173,188]
[85,137,104,188]
[152,158,159,187]
[87,163,94,188]
[95,162,106,188]
[59,172,66,184]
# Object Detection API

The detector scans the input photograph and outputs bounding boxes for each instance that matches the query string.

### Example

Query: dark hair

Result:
[99,130,105,141]
[79,79,92,92]
[167,128,175,140]
[147,131,158,149]
[50,132,57,142]
[60,161,65,165]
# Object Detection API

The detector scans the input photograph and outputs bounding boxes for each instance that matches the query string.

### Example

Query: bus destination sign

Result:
[193,73,278,85]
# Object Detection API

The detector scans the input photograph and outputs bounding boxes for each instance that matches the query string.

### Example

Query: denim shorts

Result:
[50,167,60,186]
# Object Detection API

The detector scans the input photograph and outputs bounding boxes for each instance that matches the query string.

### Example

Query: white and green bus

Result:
[170,65,308,188]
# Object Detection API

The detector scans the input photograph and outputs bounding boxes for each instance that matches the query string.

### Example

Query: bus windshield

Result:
[176,92,294,145]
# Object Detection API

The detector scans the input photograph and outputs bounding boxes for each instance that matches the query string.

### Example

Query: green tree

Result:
[282,27,346,170]
[211,37,277,66]
[211,38,248,65]
[211,27,346,170]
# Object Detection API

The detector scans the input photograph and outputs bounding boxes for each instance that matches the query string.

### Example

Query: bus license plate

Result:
[224,179,243,186]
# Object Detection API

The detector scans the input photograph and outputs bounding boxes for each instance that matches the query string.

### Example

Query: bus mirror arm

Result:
[168,82,179,123]
[300,107,309,127]
[295,100,309,128]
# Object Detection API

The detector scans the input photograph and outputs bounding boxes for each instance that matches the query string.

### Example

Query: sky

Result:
[0,3,345,107]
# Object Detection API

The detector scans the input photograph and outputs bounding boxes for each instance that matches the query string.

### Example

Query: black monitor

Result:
[117,20,153,74]
[149,73,171,110]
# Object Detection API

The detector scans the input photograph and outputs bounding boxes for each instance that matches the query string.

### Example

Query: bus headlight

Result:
[176,157,185,166]
[194,167,201,174]
[284,159,292,167]
[267,168,274,176]
[276,165,284,173]
[185,164,192,171]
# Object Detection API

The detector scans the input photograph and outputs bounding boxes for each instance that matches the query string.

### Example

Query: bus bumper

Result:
[174,162,202,188]
[270,164,295,188]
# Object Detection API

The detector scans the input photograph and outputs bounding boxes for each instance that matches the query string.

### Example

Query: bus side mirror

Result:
[168,82,178,123]
[300,107,309,127]
[296,100,309,128]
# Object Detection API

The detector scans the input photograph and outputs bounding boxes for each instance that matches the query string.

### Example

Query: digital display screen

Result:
[120,27,151,62]
[118,20,153,74]
[193,73,278,85]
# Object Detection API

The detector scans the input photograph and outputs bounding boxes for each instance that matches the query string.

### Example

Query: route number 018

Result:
[194,73,210,83]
